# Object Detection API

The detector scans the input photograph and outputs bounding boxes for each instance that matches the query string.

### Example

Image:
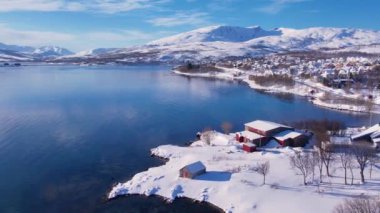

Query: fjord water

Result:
[0,65,376,212]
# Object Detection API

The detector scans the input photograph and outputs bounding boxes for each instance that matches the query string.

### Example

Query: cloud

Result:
[0,0,170,13]
[83,30,173,44]
[0,24,75,46]
[147,12,210,27]
[0,24,175,51]
[258,0,309,14]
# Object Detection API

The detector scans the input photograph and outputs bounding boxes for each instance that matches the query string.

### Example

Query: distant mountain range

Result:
[2,25,380,63]
[0,43,73,62]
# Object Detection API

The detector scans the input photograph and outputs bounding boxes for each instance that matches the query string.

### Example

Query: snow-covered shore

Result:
[108,134,380,213]
[172,69,380,115]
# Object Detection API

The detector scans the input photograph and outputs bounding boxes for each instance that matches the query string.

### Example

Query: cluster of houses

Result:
[180,120,380,180]
[219,55,377,78]
[216,54,380,92]
[235,120,310,152]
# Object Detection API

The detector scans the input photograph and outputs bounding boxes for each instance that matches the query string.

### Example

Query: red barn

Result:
[236,131,269,146]
[243,143,256,152]
[179,161,206,179]
[245,120,293,137]
[273,130,308,147]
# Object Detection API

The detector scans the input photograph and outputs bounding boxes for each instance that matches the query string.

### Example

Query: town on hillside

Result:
[176,52,380,114]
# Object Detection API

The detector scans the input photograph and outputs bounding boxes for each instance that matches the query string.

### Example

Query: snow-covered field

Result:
[109,134,380,213]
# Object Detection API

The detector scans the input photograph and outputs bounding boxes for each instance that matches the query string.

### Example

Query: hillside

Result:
[57,25,380,64]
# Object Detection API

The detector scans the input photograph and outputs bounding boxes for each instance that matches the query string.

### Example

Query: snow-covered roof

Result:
[181,161,206,173]
[245,120,291,132]
[273,130,302,141]
[239,130,264,140]
[372,138,380,144]
[371,131,380,139]
[351,123,380,140]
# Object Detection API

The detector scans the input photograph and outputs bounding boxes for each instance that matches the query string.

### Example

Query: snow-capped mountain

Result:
[0,42,35,53]
[32,46,73,58]
[0,42,73,61]
[58,25,380,64]
[65,48,119,58]
[149,25,281,45]
[0,49,32,62]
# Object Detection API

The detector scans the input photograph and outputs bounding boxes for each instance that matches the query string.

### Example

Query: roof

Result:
[371,131,380,139]
[245,120,291,132]
[181,161,206,173]
[239,130,264,140]
[351,124,380,140]
[273,130,302,141]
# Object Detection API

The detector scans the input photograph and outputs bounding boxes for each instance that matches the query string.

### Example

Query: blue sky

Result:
[0,0,379,52]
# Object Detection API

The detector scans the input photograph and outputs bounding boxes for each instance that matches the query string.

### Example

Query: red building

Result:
[273,130,308,147]
[244,120,293,137]
[236,130,269,146]
[179,161,206,179]
[243,143,256,152]
[236,120,310,148]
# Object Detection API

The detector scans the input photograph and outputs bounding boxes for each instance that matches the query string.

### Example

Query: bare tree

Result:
[334,197,380,213]
[336,144,354,185]
[319,141,335,177]
[352,142,376,183]
[221,122,233,134]
[255,161,270,185]
[313,148,324,183]
[201,129,215,145]
[289,151,312,185]
[348,156,355,185]
[310,150,320,182]
[369,156,378,180]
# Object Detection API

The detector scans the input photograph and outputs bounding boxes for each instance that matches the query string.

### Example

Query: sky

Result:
[0,0,379,52]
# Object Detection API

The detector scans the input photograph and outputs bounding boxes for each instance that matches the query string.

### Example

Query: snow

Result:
[239,130,263,141]
[273,130,302,141]
[62,25,380,63]
[192,132,234,146]
[149,25,281,45]
[32,46,73,57]
[245,120,291,132]
[0,42,73,60]
[109,133,380,213]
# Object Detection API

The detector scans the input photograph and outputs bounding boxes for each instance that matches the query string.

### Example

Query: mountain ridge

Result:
[2,25,380,62]
[61,25,379,63]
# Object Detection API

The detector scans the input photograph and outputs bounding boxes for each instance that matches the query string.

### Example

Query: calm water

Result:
[0,65,377,213]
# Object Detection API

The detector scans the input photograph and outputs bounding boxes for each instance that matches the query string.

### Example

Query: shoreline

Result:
[172,69,380,115]
[108,134,380,213]
[108,193,224,212]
